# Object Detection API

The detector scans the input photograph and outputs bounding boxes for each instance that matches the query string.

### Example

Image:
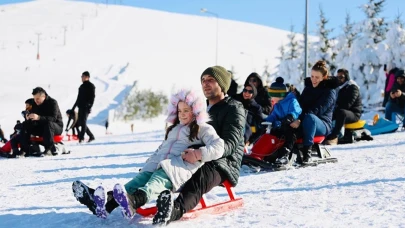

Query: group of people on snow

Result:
[71,60,372,225]
[0,71,96,158]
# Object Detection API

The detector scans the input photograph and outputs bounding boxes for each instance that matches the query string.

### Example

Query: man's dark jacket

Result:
[336,81,362,118]
[206,97,246,187]
[32,96,63,128]
[73,81,95,110]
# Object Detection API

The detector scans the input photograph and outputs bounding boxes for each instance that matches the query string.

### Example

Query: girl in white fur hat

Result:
[73,88,224,220]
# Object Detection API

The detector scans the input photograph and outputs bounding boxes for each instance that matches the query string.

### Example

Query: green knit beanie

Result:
[201,66,231,94]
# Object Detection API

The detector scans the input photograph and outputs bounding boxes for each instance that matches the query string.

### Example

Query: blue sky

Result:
[1,0,404,36]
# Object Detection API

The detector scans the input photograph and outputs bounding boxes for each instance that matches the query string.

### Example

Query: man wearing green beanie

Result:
[153,66,246,225]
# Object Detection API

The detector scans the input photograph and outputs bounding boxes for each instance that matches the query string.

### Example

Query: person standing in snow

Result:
[65,109,79,136]
[72,88,224,220]
[71,71,95,143]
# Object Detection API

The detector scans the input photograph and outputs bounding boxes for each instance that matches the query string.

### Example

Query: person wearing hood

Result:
[20,87,63,156]
[72,88,224,220]
[385,69,405,128]
[233,83,263,145]
[244,72,272,115]
[263,77,302,164]
[325,68,362,145]
[289,60,337,163]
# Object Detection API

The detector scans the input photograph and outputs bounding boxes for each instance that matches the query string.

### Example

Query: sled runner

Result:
[135,180,243,219]
[242,122,338,171]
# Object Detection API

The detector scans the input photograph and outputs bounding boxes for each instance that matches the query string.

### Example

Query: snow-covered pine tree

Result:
[261,59,272,87]
[379,16,405,71]
[350,0,388,106]
[311,6,337,75]
[335,12,357,73]
[276,26,303,89]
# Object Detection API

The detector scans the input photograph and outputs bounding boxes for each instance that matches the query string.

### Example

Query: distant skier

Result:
[105,120,109,134]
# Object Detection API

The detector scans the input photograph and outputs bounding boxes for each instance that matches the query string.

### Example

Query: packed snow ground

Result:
[1,119,405,228]
[1,1,405,227]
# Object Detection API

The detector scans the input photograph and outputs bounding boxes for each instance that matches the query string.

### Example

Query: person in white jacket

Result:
[72,89,224,219]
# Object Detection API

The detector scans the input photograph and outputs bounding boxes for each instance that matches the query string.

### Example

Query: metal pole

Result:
[304,0,309,79]
[81,15,85,31]
[63,26,67,46]
[36,32,41,60]
[215,15,218,65]
[201,8,219,65]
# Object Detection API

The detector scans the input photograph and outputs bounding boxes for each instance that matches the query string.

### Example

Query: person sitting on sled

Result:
[72,88,225,219]
[232,83,264,146]
[290,60,337,163]
[263,77,302,165]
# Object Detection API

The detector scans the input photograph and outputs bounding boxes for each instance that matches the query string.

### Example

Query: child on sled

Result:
[264,77,302,165]
[73,89,224,220]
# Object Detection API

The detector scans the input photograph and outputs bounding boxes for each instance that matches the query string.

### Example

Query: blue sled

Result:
[364,117,399,135]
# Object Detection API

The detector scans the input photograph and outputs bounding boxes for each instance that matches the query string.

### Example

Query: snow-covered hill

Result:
[1,1,404,228]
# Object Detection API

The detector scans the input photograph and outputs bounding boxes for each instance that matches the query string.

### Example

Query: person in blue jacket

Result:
[289,60,337,163]
[264,77,302,164]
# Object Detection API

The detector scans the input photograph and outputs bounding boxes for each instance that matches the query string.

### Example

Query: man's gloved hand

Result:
[282,114,295,126]
[181,149,202,164]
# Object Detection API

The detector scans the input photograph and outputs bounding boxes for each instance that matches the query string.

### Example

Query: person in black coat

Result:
[385,69,405,128]
[71,71,96,143]
[233,83,264,145]
[20,87,63,155]
[290,61,337,163]
[325,69,362,145]
[244,72,272,115]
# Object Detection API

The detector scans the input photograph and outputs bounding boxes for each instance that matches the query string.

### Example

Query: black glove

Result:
[281,114,295,126]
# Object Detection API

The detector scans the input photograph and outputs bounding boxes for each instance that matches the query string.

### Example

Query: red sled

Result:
[136,180,243,219]
[0,135,64,154]
[243,125,338,170]
[30,135,64,143]
[65,134,79,141]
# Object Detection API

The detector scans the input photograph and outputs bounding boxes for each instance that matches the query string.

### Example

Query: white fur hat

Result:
[166,89,210,125]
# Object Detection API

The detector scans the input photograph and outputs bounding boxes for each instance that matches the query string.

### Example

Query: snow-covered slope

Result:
[0,0,292,133]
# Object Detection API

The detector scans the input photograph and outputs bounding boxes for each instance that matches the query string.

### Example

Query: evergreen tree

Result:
[335,12,357,73]
[350,0,388,106]
[380,19,405,70]
[311,6,337,74]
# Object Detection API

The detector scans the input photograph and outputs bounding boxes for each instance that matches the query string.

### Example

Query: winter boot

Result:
[275,147,291,165]
[153,190,184,226]
[93,186,108,219]
[105,190,119,214]
[127,189,147,211]
[301,145,312,164]
[72,181,97,215]
[113,183,134,219]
